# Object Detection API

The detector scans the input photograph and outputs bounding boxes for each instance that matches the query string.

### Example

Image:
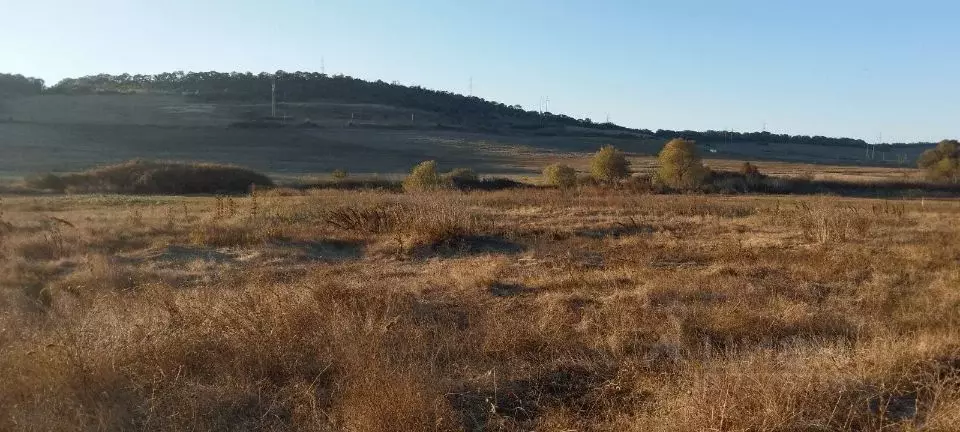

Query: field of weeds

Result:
[0,189,958,431]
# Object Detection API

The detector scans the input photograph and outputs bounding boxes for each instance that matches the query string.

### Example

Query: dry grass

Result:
[0,187,958,431]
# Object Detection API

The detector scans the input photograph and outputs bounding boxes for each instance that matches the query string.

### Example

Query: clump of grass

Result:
[773,201,873,243]
[25,160,273,195]
[324,203,406,234]
[398,201,493,251]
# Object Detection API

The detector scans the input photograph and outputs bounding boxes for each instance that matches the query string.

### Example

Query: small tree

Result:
[403,160,446,192]
[543,164,577,188]
[918,140,960,183]
[331,169,348,181]
[590,145,630,183]
[656,138,709,190]
[739,162,761,178]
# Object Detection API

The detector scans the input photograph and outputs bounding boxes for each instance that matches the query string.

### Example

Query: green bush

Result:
[403,160,448,192]
[656,139,709,190]
[917,140,959,183]
[590,145,631,184]
[543,164,577,188]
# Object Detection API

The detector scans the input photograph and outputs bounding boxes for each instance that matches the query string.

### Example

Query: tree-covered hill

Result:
[4,70,937,149]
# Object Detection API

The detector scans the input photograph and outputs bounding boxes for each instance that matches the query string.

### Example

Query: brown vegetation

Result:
[918,139,960,183]
[0,185,958,431]
[25,160,272,194]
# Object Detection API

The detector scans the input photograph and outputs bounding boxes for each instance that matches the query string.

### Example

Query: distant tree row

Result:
[0,73,45,97]
[631,128,872,148]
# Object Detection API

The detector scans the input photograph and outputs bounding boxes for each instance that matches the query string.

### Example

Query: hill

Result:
[0,71,938,179]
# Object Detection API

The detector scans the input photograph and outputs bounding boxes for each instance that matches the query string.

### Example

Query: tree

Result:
[590,145,630,183]
[403,160,446,192]
[739,162,762,179]
[917,140,960,183]
[656,138,709,189]
[543,164,577,188]
[331,169,348,181]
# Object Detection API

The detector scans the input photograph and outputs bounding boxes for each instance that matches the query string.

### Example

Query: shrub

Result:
[739,162,761,178]
[590,145,631,183]
[332,169,349,181]
[402,160,448,192]
[917,140,959,183]
[542,164,577,188]
[656,138,709,190]
[444,168,479,188]
[24,160,273,195]
[24,173,67,192]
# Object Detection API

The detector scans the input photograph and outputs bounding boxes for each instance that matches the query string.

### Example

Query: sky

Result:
[1,0,958,142]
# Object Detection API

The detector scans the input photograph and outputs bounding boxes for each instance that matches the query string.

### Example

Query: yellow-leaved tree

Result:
[656,138,709,189]
[590,145,630,184]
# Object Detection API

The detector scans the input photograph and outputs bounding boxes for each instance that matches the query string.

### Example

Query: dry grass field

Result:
[1,184,958,430]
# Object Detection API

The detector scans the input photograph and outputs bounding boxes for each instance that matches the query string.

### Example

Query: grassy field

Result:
[1,184,958,430]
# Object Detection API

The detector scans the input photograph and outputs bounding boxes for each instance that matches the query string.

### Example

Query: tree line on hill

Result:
[1,70,939,148]
[45,71,618,131]
[0,73,45,97]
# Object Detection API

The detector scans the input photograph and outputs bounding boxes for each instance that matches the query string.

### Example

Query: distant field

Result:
[0,95,932,181]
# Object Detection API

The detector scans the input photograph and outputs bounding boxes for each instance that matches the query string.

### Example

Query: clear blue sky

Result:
[2,0,957,142]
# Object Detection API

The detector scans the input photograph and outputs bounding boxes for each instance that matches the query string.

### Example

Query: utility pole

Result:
[468,77,473,97]
[271,77,277,118]
[321,57,326,75]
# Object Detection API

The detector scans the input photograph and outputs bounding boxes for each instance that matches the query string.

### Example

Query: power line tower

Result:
[271,76,277,118]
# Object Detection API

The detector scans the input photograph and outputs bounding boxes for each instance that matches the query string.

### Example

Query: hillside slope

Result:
[0,75,935,179]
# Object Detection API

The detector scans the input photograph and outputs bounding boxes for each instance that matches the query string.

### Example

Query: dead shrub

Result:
[789,202,873,243]
[324,203,406,234]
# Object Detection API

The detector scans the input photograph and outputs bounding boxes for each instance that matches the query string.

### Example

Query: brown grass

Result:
[0,188,958,431]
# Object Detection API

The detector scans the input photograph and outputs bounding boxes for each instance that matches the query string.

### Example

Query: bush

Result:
[332,169,349,181]
[24,160,273,195]
[542,164,577,188]
[24,173,67,192]
[402,160,448,192]
[656,138,709,190]
[739,162,761,178]
[590,145,631,183]
[444,168,479,185]
[917,140,959,183]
